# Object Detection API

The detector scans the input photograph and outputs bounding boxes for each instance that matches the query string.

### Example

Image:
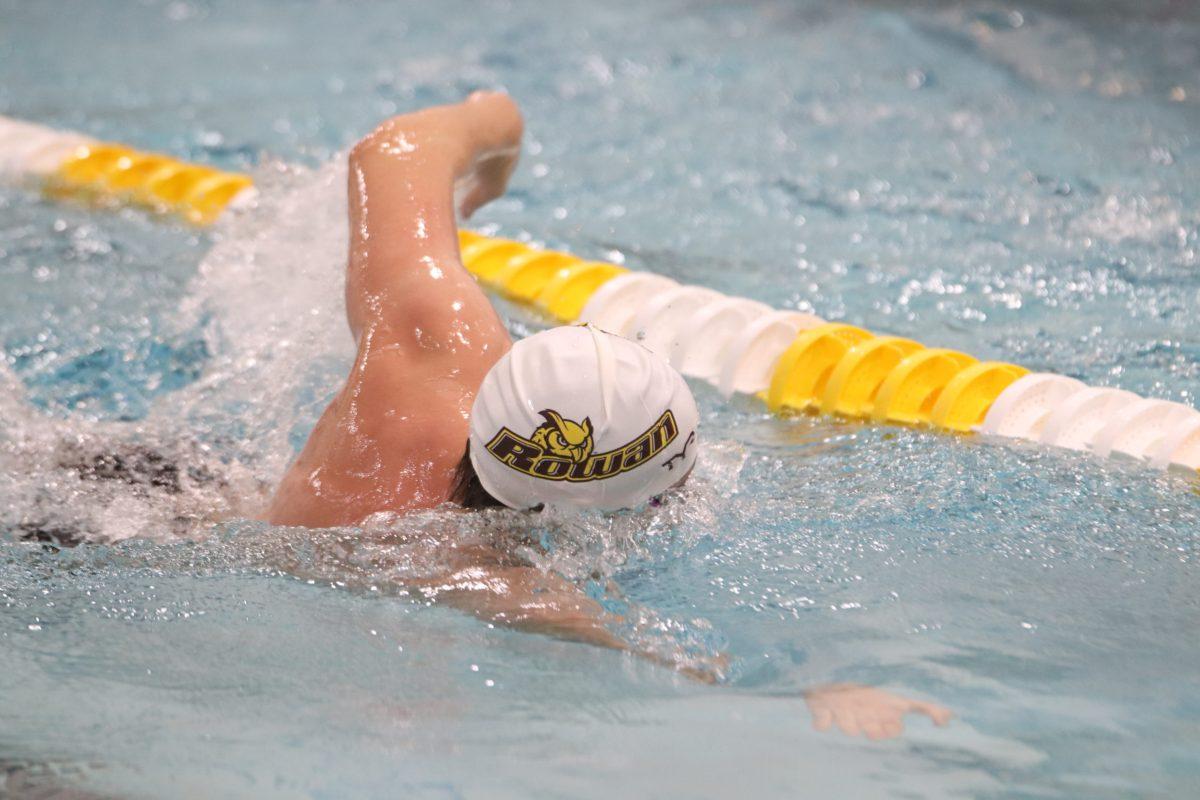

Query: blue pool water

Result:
[2,0,1199,797]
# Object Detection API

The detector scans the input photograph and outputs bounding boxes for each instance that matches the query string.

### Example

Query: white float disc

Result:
[22,135,93,175]
[979,373,1087,440]
[1091,398,1199,460]
[0,127,73,174]
[1146,413,1200,470]
[626,285,723,358]
[716,310,824,397]
[576,272,679,336]
[1038,387,1140,451]
[670,297,773,381]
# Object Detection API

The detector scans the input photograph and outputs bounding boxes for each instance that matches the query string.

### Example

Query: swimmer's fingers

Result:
[833,710,862,737]
[810,707,833,732]
[909,699,953,727]
[861,720,890,741]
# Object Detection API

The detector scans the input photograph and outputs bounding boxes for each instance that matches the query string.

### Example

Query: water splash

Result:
[1,158,353,543]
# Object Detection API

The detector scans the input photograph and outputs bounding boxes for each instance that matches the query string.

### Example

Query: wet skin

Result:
[266,92,668,671]
[268,92,520,528]
[265,93,951,735]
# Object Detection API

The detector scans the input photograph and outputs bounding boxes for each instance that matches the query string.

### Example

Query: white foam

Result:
[1,157,353,542]
[164,156,356,484]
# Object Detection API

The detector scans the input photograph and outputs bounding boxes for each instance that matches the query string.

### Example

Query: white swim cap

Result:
[468,325,700,510]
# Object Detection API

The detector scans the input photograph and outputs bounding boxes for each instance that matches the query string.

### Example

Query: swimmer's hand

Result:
[803,683,952,740]
[675,651,731,685]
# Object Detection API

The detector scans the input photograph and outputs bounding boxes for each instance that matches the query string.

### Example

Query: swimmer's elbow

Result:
[348,131,395,171]
[349,123,402,171]
[349,115,440,169]
[367,307,507,368]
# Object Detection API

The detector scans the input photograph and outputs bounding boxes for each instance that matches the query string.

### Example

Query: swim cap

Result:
[468,325,700,510]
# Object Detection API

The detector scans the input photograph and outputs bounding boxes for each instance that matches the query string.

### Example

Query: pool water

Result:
[2,0,1199,797]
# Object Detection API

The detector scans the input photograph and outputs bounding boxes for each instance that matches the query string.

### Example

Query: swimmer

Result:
[261,92,951,739]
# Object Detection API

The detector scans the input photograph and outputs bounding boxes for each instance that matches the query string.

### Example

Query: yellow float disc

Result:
[819,336,924,418]
[930,361,1030,432]
[536,261,627,321]
[870,348,977,425]
[459,238,529,283]
[123,160,188,204]
[103,153,179,192]
[457,229,483,249]
[765,323,873,413]
[146,164,219,206]
[492,250,580,302]
[182,172,254,224]
[56,144,135,186]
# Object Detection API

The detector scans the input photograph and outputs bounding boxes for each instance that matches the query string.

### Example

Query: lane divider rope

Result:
[454,229,1200,474]
[0,117,255,224]
[4,115,1198,476]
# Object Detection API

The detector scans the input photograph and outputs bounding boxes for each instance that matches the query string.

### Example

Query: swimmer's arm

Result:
[407,553,949,732]
[344,93,522,349]
[424,559,951,731]
[421,563,627,645]
[412,556,726,683]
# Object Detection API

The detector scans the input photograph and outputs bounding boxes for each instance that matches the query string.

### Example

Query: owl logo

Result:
[486,409,678,482]
[530,409,594,463]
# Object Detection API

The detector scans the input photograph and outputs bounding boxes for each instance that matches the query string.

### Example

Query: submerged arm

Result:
[409,547,729,683]
[288,529,949,729]
[416,549,953,733]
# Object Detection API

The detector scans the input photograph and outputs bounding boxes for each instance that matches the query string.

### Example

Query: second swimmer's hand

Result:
[803,683,952,740]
